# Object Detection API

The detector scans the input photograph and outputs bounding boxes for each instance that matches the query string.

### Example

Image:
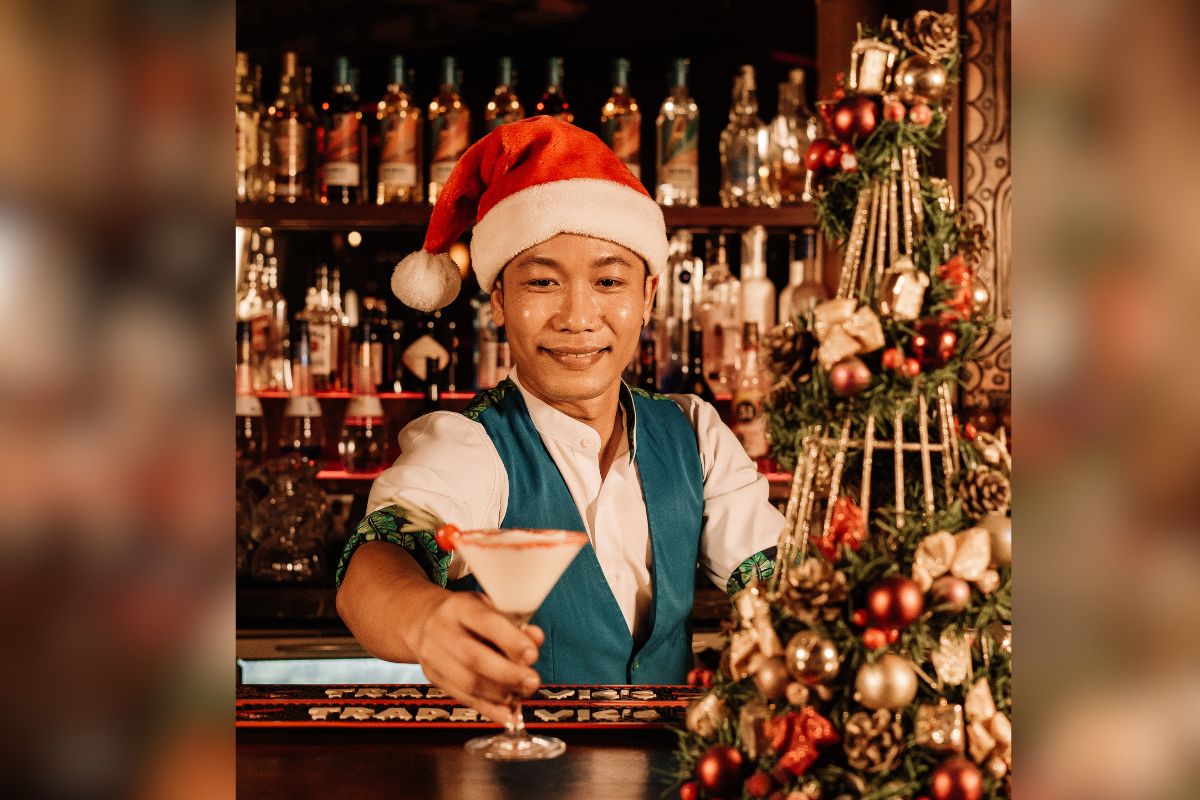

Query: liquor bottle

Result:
[534,57,573,123]
[236,321,267,467]
[235,231,271,390]
[401,312,450,388]
[472,287,499,389]
[319,56,364,204]
[739,225,776,332]
[428,57,471,204]
[720,65,775,208]
[338,322,390,473]
[329,267,353,391]
[638,319,658,393]
[295,264,341,392]
[281,320,326,465]
[778,228,827,322]
[655,58,699,206]
[680,324,716,404]
[732,321,769,462]
[768,69,819,206]
[235,52,262,202]
[360,297,388,391]
[268,52,315,203]
[698,234,741,394]
[600,58,641,180]
[261,233,290,391]
[376,55,423,204]
[485,56,525,132]
[417,356,444,417]
[659,231,699,392]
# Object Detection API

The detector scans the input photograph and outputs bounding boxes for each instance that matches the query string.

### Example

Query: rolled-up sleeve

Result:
[334,411,507,588]
[669,394,785,594]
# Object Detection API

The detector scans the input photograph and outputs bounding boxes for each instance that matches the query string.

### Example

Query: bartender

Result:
[336,117,783,724]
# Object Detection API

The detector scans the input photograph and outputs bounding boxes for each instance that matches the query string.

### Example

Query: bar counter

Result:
[237,684,694,799]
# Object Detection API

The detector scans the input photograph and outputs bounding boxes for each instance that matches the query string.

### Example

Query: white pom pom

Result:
[391,250,463,312]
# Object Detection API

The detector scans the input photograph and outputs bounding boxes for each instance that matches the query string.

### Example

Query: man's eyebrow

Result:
[591,254,637,268]
[511,255,563,269]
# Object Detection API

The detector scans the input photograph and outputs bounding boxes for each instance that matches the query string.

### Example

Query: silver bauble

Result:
[785,630,840,685]
[855,653,918,710]
[892,55,948,103]
[980,513,1012,567]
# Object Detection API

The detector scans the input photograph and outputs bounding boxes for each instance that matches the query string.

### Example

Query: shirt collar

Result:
[507,367,638,463]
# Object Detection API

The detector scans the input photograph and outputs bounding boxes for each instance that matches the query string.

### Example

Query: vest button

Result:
[632,658,640,671]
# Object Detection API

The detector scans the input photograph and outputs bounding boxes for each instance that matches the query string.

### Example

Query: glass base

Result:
[464,731,566,761]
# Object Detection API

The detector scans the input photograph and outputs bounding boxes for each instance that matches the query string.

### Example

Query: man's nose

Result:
[552,281,600,332]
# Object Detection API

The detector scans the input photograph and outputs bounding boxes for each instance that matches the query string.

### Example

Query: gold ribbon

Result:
[811,298,886,370]
[965,677,1012,778]
[729,584,783,680]
[913,528,999,594]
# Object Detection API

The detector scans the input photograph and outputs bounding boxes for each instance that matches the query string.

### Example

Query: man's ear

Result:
[490,276,505,327]
[642,274,660,325]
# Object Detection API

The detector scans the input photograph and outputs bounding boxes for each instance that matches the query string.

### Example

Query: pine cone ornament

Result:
[761,322,815,384]
[960,465,1011,517]
[782,557,849,623]
[902,11,958,61]
[843,709,904,773]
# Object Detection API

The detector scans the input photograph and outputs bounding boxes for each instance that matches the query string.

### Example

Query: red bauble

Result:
[930,576,972,612]
[804,139,836,172]
[821,145,842,170]
[678,781,700,800]
[851,608,870,627]
[966,406,999,434]
[903,357,921,377]
[882,347,904,371]
[832,95,880,142]
[909,102,933,127]
[886,627,901,644]
[745,770,776,799]
[828,356,872,397]
[831,86,846,101]
[884,99,907,122]
[912,319,958,368]
[867,576,925,629]
[838,142,858,171]
[862,628,888,649]
[696,745,745,796]
[929,756,984,800]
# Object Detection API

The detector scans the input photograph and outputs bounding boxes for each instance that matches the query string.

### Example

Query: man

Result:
[336,117,783,724]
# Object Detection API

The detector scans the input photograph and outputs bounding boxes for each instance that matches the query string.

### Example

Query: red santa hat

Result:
[391,116,668,311]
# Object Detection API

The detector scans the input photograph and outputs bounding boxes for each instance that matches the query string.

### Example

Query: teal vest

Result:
[454,380,704,684]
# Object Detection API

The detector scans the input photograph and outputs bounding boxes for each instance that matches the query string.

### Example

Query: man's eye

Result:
[597,278,624,288]
[526,278,556,288]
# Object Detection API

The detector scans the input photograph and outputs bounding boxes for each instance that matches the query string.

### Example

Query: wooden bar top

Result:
[237,727,680,799]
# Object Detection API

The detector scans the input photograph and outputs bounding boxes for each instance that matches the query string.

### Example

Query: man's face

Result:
[491,233,657,408]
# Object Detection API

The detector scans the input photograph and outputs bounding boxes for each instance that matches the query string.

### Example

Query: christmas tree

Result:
[673,13,1011,800]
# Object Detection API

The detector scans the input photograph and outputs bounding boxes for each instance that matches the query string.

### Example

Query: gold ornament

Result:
[876,255,931,320]
[755,656,791,701]
[969,275,991,316]
[965,677,1012,777]
[849,38,900,95]
[730,584,783,679]
[980,513,1012,567]
[843,708,904,773]
[686,692,729,739]
[855,653,918,710]
[784,630,841,685]
[812,298,885,370]
[916,700,965,753]
[782,558,849,623]
[892,55,948,104]
[914,528,998,595]
[951,527,992,582]
[901,11,958,61]
[931,629,971,686]
[913,530,957,590]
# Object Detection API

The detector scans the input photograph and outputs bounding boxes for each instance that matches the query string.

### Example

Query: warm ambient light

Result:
[347,231,362,247]
[448,241,471,278]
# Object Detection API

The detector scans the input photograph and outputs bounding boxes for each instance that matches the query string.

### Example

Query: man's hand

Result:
[409,592,545,724]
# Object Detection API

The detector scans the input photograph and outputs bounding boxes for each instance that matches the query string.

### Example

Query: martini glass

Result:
[453,527,588,760]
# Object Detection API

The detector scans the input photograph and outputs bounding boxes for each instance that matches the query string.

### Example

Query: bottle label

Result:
[309,322,333,376]
[284,395,323,417]
[732,389,767,458]
[236,112,258,174]
[235,394,263,417]
[274,117,308,177]
[603,114,641,179]
[323,113,361,186]
[660,116,699,189]
[430,110,469,178]
[729,152,756,188]
[369,341,384,388]
[345,395,384,418]
[379,115,418,187]
[401,334,450,380]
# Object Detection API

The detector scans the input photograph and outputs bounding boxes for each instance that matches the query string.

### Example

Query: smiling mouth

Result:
[540,346,610,366]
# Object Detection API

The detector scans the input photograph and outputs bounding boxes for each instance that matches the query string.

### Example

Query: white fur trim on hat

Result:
[391,249,463,312]
[469,178,667,291]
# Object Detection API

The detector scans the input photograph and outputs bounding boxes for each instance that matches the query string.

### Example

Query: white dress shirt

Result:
[366,368,784,643]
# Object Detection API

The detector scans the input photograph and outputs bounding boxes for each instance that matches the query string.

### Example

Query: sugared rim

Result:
[454,528,589,549]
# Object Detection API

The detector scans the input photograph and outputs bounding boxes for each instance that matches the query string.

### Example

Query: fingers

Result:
[459,601,542,666]
[525,625,545,647]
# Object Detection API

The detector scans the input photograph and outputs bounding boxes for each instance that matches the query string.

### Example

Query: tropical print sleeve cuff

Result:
[334,505,452,589]
[725,546,777,595]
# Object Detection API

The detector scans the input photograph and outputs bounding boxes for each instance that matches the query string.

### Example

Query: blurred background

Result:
[0,0,1198,797]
